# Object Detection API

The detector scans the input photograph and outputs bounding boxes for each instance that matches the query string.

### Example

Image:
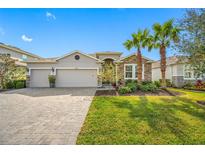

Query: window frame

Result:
[124,64,144,80]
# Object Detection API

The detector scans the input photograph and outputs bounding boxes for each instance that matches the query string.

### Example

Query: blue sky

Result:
[0,8,185,60]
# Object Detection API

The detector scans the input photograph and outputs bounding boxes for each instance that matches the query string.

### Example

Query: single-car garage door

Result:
[56,69,97,87]
[30,69,51,87]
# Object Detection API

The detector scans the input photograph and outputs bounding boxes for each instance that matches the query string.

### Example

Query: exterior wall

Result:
[152,65,176,81]
[0,47,39,61]
[118,55,152,84]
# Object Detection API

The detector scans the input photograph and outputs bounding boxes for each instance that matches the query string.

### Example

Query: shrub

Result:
[127,82,137,92]
[15,81,25,89]
[183,82,193,88]
[118,86,131,94]
[195,80,204,89]
[141,80,152,85]
[13,80,26,88]
[4,80,14,89]
[154,81,161,88]
[48,75,56,83]
[139,83,158,92]
[125,79,133,85]
[139,84,149,92]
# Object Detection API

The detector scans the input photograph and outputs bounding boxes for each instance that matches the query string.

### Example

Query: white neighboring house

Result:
[0,42,41,66]
[152,56,204,87]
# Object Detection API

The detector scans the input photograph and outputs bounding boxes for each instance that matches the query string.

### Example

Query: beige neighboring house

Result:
[25,51,153,88]
[0,42,41,66]
[152,56,204,87]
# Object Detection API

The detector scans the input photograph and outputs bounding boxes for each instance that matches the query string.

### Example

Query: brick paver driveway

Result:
[0,88,96,145]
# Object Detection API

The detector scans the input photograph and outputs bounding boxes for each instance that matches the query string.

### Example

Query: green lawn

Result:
[77,89,205,144]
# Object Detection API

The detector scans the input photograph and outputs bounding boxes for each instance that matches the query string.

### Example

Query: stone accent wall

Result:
[118,55,152,84]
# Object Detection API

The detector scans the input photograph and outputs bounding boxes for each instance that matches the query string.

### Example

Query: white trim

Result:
[56,51,102,62]
[124,63,145,80]
[124,64,135,80]
[142,64,144,80]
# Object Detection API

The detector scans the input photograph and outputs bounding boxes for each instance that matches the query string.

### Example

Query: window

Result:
[125,65,132,78]
[75,55,80,60]
[124,64,143,79]
[21,55,27,61]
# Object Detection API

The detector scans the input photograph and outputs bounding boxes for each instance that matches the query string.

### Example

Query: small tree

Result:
[176,9,205,79]
[0,54,16,89]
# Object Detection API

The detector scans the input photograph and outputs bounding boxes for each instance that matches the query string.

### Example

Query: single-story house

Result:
[25,51,153,87]
[152,56,205,87]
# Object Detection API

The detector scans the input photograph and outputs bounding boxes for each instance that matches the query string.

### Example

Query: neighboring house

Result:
[0,42,41,66]
[25,51,153,88]
[152,56,204,87]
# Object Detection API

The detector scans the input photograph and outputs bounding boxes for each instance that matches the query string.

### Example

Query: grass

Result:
[77,88,205,144]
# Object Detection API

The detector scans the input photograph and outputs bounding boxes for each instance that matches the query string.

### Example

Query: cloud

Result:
[21,34,33,42]
[0,27,5,36]
[46,12,56,20]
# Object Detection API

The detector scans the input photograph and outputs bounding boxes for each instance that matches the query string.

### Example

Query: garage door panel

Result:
[30,70,50,87]
[56,69,97,87]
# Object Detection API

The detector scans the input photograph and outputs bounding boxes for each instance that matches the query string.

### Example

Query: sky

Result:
[0,8,185,60]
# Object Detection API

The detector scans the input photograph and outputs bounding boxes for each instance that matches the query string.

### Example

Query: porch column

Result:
[115,63,118,86]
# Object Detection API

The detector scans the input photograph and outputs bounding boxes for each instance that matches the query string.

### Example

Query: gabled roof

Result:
[56,50,103,62]
[152,55,187,68]
[120,53,154,62]
[0,42,42,59]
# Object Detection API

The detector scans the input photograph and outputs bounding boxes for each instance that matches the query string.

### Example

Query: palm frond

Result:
[123,40,133,50]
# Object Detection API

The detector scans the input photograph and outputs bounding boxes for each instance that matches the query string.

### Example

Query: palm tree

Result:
[152,19,180,87]
[123,29,151,83]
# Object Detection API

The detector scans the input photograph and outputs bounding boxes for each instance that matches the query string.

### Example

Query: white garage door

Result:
[56,69,97,87]
[30,69,51,87]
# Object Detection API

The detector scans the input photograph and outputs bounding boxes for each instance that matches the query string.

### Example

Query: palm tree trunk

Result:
[137,49,142,83]
[160,45,166,87]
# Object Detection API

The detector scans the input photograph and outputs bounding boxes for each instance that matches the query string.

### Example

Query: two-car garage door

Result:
[30,69,97,87]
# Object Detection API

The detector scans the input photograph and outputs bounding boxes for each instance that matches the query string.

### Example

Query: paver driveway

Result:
[0,88,96,145]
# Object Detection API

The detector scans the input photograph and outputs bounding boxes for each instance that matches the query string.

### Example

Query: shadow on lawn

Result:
[113,96,205,143]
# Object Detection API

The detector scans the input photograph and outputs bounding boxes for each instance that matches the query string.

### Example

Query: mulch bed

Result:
[197,101,205,106]
[95,89,182,96]
[0,89,7,93]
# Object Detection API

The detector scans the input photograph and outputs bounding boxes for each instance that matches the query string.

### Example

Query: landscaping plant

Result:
[48,75,56,88]
[118,86,131,95]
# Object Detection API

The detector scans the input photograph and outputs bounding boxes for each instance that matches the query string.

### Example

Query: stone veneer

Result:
[118,55,152,84]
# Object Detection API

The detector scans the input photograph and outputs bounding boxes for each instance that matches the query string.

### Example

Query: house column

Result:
[115,63,118,86]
